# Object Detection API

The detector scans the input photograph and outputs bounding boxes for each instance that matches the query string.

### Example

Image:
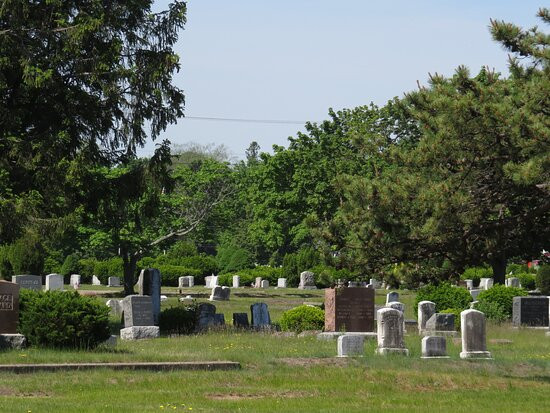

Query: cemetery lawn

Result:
[1,289,549,412]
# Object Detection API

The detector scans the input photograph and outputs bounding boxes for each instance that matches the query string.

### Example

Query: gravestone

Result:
[92,275,101,286]
[421,336,449,358]
[0,281,19,334]
[178,276,194,288]
[386,301,404,313]
[260,280,269,288]
[325,287,375,332]
[460,309,492,359]
[298,271,317,289]
[108,276,120,287]
[425,313,456,335]
[70,274,81,289]
[45,274,63,291]
[277,278,287,288]
[232,275,240,288]
[417,301,436,333]
[254,277,262,289]
[470,289,482,300]
[233,313,249,328]
[375,307,408,355]
[506,277,520,288]
[204,275,218,288]
[196,303,224,331]
[11,275,42,291]
[512,296,549,327]
[370,279,382,289]
[386,291,399,304]
[137,268,161,325]
[209,286,231,301]
[106,299,122,317]
[479,278,493,290]
[120,295,159,340]
[337,334,364,357]
[250,302,271,328]
[464,279,473,290]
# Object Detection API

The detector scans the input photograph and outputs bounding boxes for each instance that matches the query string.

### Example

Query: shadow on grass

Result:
[503,375,550,383]
[234,293,281,298]
[93,347,133,354]
[285,293,321,298]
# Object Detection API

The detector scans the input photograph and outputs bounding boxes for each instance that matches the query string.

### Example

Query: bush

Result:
[281,247,321,287]
[157,265,202,286]
[473,300,508,323]
[137,256,156,269]
[460,266,492,287]
[310,264,352,288]
[216,245,254,274]
[414,283,472,316]
[280,305,325,333]
[440,308,462,331]
[218,266,283,287]
[0,245,13,280]
[159,303,198,335]
[477,285,527,318]
[178,255,218,277]
[515,273,536,290]
[94,257,124,284]
[536,265,550,295]
[78,258,98,283]
[506,263,529,275]
[61,253,81,277]
[10,233,45,275]
[18,290,110,349]
[166,241,198,259]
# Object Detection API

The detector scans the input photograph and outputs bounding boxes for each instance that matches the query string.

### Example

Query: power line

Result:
[183,116,310,125]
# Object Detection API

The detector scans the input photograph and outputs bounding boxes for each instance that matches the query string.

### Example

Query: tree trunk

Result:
[491,254,507,285]
[121,248,138,296]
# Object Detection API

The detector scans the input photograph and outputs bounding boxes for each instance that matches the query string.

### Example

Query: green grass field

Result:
[1,287,549,412]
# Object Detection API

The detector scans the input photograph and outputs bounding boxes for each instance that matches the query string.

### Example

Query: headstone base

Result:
[376,347,409,356]
[459,351,493,359]
[120,326,160,341]
[0,334,27,350]
[317,332,377,341]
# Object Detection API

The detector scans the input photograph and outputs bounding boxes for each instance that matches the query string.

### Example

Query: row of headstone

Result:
[12,273,121,291]
[338,307,492,359]
[195,302,271,331]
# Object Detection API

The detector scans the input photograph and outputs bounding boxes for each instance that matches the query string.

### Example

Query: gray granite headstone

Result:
[122,295,154,327]
[277,278,287,288]
[106,299,123,317]
[421,336,449,358]
[298,271,317,289]
[425,313,455,334]
[418,301,436,333]
[251,302,271,327]
[375,307,408,355]
[45,274,63,291]
[464,279,473,290]
[460,309,492,359]
[209,286,230,301]
[233,313,249,328]
[479,278,493,290]
[107,276,120,287]
[11,275,42,291]
[337,334,365,357]
[254,277,262,289]
[512,296,549,327]
[386,291,399,304]
[260,280,269,288]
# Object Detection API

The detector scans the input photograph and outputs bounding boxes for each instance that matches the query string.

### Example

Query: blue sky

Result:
[140,1,544,159]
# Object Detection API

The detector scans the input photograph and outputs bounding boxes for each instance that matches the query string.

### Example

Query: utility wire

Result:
[183,116,310,125]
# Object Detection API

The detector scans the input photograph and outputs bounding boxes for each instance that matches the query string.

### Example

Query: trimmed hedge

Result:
[414,283,472,316]
[159,304,198,335]
[280,305,325,333]
[219,266,283,287]
[515,273,536,290]
[18,290,110,349]
[477,285,527,318]
[157,265,202,286]
[460,267,492,287]
[94,257,123,284]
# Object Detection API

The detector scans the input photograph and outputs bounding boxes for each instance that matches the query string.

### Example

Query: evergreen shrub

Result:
[158,265,202,286]
[18,290,110,349]
[515,273,536,290]
[473,300,508,323]
[477,285,527,318]
[280,305,325,333]
[414,283,472,316]
[159,303,198,335]
[460,266,492,287]
[94,257,123,284]
[536,265,550,295]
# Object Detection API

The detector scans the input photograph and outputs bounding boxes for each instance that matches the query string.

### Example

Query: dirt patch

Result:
[277,357,351,367]
[0,387,52,398]
[207,390,313,400]
[0,387,16,396]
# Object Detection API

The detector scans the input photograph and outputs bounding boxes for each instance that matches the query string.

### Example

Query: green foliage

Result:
[93,257,123,285]
[18,290,110,349]
[282,247,321,287]
[159,303,198,336]
[60,253,81,277]
[477,285,527,318]
[536,265,550,295]
[176,255,218,277]
[9,233,45,275]
[157,265,202,286]
[515,273,536,290]
[43,249,63,275]
[460,267,492,287]
[414,283,472,315]
[439,308,462,331]
[506,263,530,275]
[310,264,352,288]
[218,266,283,287]
[166,241,198,259]
[473,300,508,323]
[78,258,98,283]
[216,245,254,273]
[0,245,13,280]
[280,305,325,333]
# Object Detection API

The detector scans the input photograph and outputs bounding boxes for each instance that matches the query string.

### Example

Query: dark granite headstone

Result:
[325,287,375,332]
[196,303,218,330]
[137,268,161,325]
[0,281,19,334]
[233,313,249,328]
[513,296,549,326]
[250,303,271,327]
